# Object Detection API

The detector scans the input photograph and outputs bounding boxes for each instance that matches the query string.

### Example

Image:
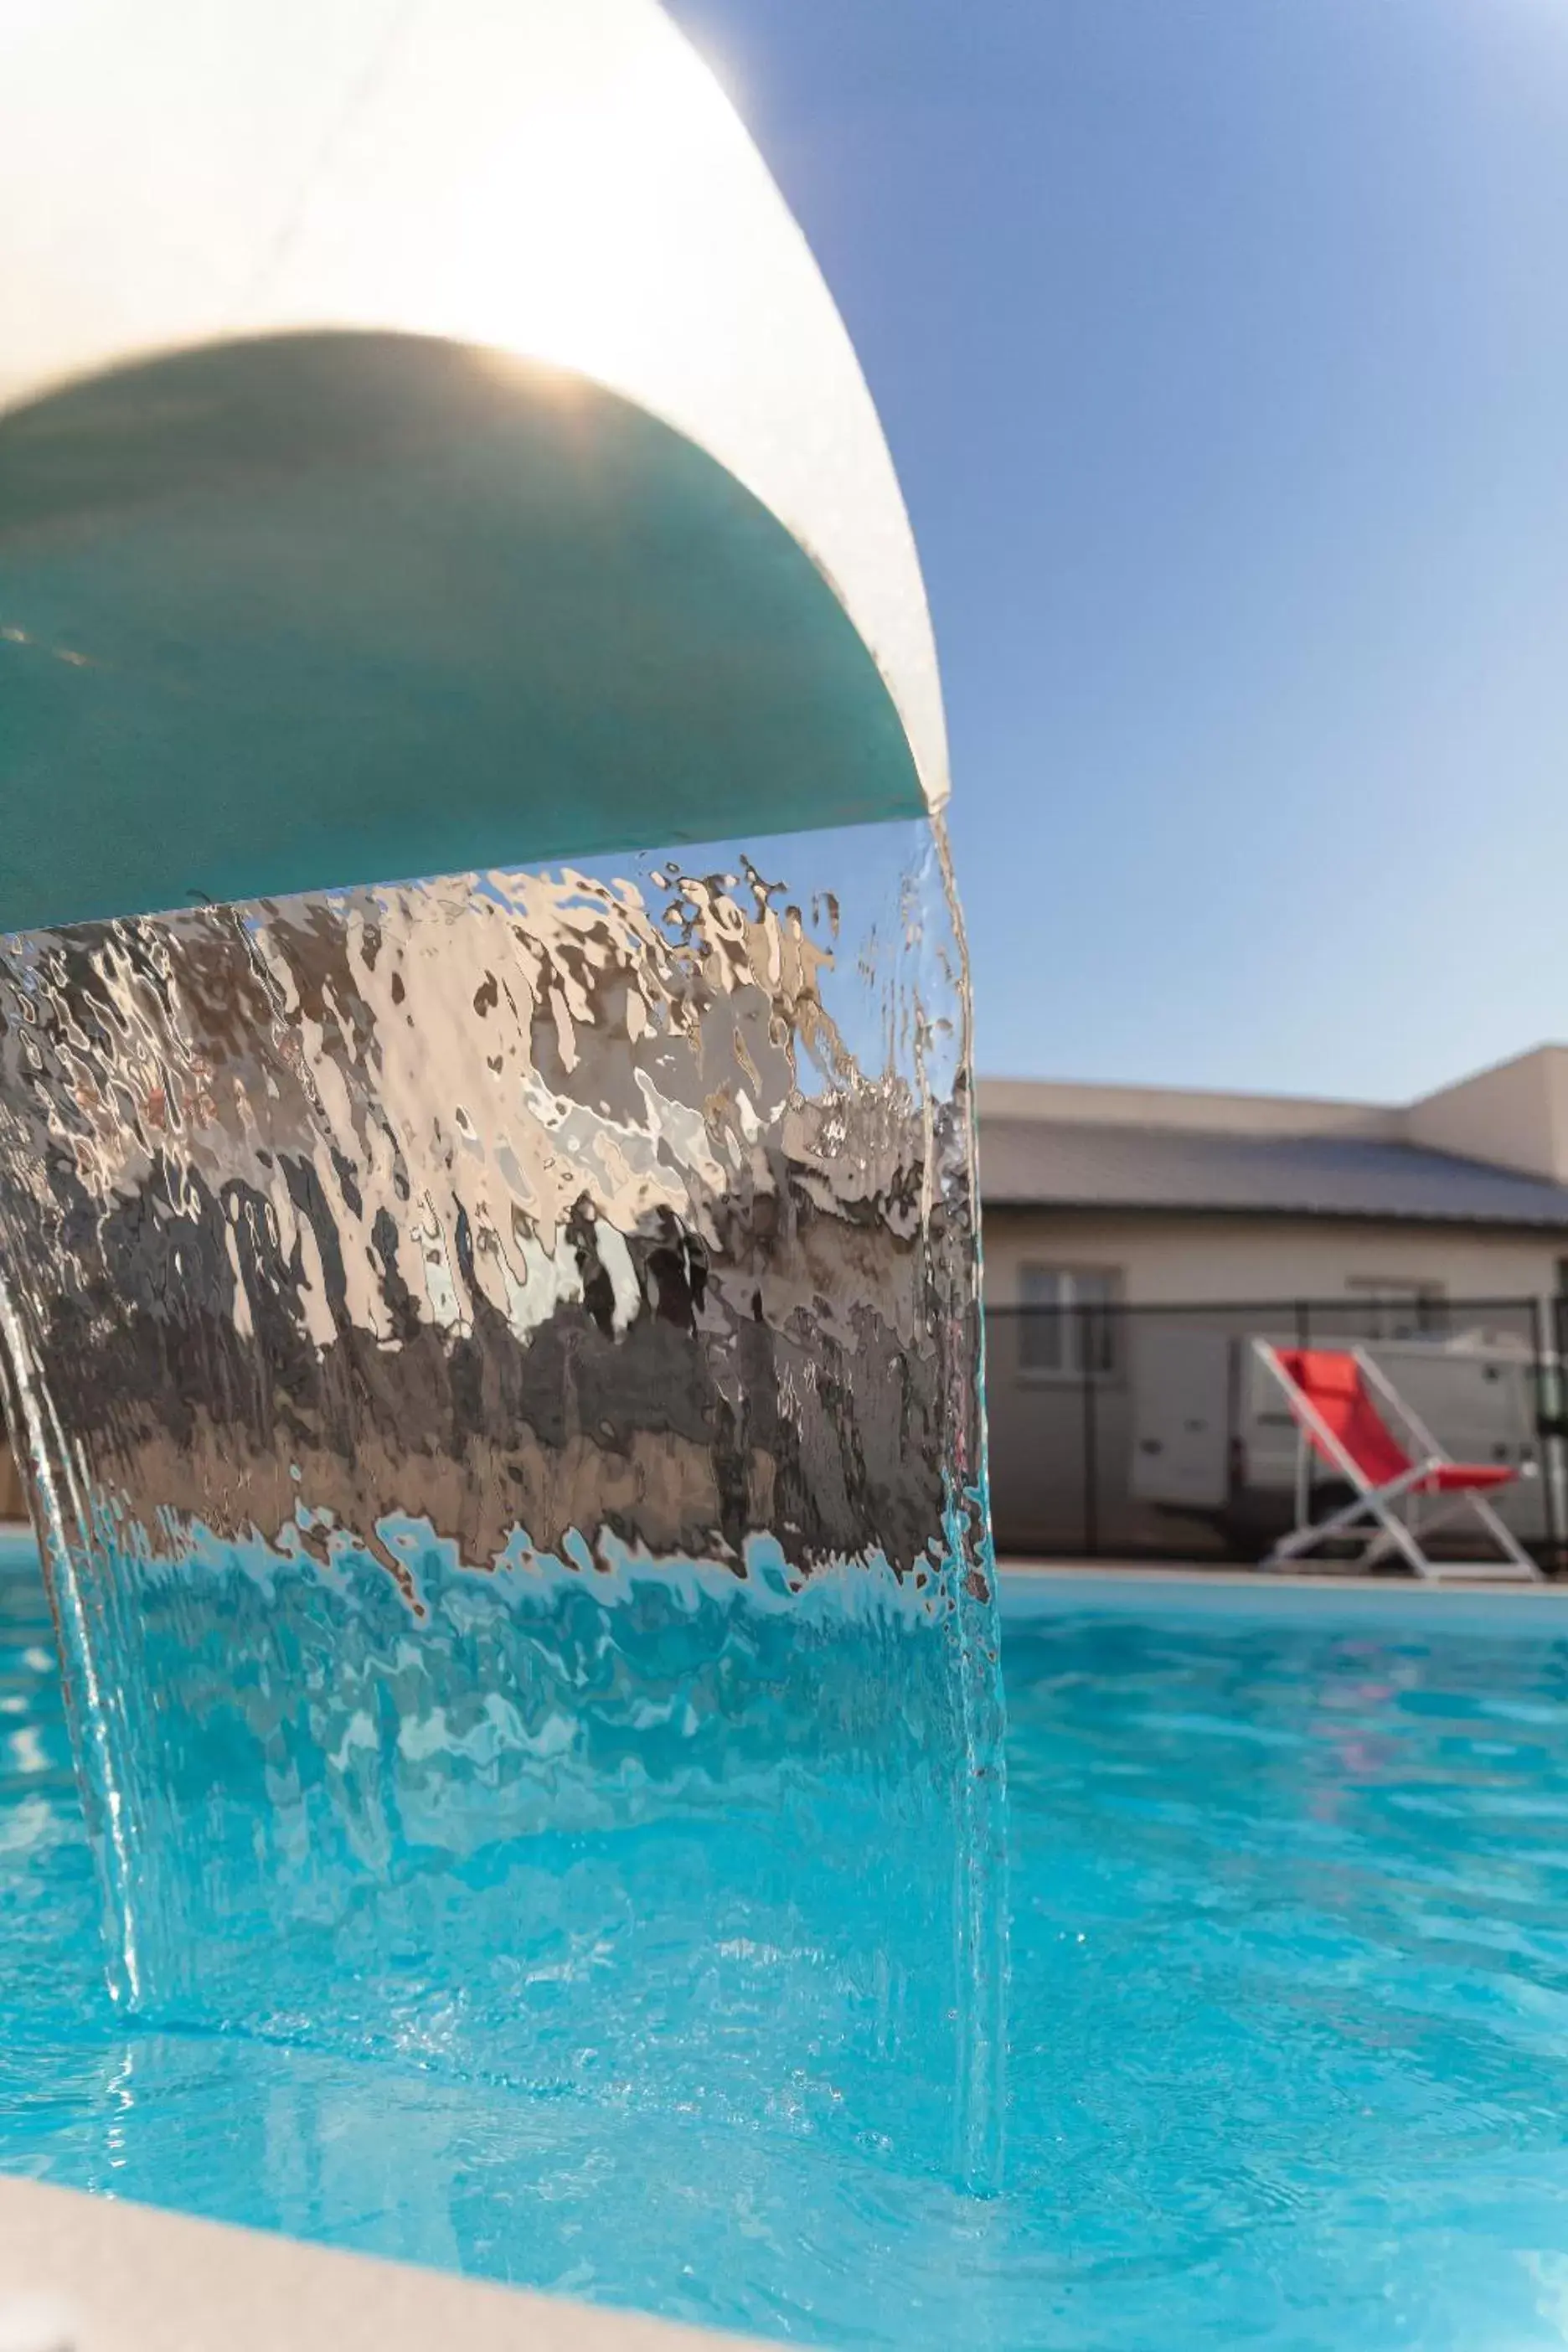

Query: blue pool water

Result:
[8,1540,1568,2349]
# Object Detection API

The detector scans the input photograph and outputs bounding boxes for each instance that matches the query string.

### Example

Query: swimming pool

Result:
[7,1538,1568,2349]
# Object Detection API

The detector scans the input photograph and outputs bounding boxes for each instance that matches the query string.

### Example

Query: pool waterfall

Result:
[0,811,1007,2196]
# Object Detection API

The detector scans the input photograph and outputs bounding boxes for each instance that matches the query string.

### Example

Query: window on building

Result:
[1018,1265,1120,1378]
[1344,1277,1447,1339]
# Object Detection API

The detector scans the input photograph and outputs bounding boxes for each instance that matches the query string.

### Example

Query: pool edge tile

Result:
[0,2174,767,2352]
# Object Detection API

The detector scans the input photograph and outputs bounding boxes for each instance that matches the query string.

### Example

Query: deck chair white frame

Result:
[1253,1339,1540,1581]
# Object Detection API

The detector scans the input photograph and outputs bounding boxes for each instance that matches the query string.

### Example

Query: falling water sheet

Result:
[0,814,1005,2188]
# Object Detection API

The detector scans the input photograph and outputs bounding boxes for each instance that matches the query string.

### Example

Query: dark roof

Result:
[979,1118,1568,1230]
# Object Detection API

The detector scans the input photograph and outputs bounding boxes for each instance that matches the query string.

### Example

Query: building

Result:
[981,1043,1568,1313]
[978,1044,1568,1558]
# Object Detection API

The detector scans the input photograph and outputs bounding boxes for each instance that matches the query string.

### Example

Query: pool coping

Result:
[998,1558,1568,1625]
[0,2174,767,2352]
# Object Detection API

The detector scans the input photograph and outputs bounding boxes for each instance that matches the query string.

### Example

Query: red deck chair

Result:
[1254,1343,1540,1580]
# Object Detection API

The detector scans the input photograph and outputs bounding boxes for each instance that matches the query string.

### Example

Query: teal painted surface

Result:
[0,334,925,931]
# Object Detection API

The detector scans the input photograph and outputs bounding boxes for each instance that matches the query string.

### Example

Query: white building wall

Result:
[982,1209,1565,1308]
[1406,1046,1568,1186]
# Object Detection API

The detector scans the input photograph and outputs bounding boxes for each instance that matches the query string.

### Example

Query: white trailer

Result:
[1130,1323,1560,1554]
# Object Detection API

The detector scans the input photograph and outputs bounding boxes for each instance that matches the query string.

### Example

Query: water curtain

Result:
[0,820,1004,2181]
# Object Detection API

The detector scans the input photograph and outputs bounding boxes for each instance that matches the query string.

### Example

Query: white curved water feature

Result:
[0,0,946,933]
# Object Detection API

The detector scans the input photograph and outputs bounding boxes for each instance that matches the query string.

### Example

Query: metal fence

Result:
[985,1294,1567,1569]
[5,1302,1565,1562]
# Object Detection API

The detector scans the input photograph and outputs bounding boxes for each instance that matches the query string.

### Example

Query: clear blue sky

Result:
[665,0,1568,1103]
